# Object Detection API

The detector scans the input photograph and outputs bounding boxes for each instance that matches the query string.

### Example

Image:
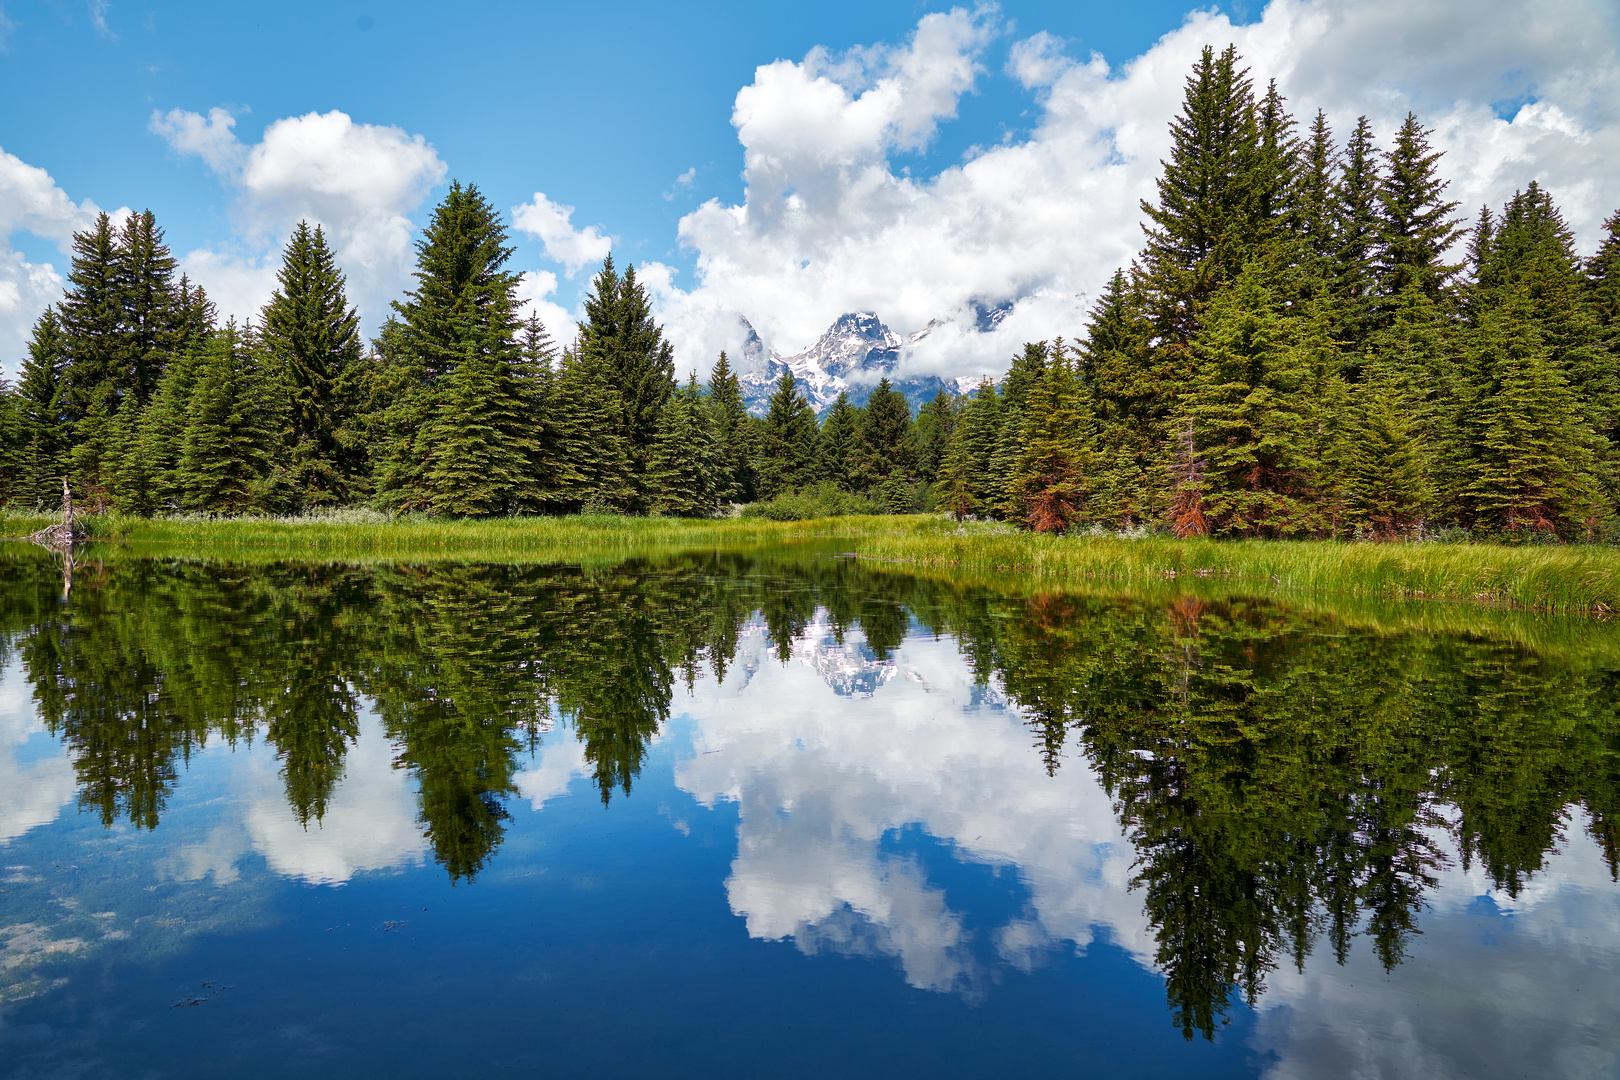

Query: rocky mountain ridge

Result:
[736,312,983,418]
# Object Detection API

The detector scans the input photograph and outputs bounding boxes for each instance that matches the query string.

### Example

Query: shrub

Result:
[739,482,881,521]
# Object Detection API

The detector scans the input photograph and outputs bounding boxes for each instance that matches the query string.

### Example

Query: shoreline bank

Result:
[5,511,1620,615]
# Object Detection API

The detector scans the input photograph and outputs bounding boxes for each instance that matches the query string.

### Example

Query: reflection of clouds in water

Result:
[677,613,1620,1071]
[164,706,427,886]
[514,731,590,809]
[244,709,426,886]
[1253,827,1620,1080]
[0,661,75,846]
[676,620,1152,993]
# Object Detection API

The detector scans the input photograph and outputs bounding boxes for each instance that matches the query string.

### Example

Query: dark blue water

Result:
[0,549,1616,1078]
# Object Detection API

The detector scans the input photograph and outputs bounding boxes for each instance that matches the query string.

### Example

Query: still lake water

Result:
[0,543,1617,1078]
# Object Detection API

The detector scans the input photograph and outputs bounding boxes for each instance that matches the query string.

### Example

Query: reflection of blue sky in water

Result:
[1,612,1618,1076]
[679,619,1151,994]
[0,663,75,847]
[672,615,1620,1076]
[158,708,428,888]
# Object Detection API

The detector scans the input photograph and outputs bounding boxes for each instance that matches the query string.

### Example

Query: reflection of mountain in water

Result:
[734,614,898,698]
[794,615,896,698]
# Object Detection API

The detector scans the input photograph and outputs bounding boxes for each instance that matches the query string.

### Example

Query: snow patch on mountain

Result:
[738,311,969,417]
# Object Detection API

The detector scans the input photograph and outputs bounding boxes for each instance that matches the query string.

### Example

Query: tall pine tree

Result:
[706,351,754,503]
[13,310,73,509]
[373,182,536,514]
[176,320,290,513]
[1377,114,1462,312]
[261,221,367,506]
[647,374,720,516]
[755,369,818,499]
[577,256,676,508]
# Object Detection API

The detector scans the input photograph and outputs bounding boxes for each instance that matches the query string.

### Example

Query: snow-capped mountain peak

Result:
[737,312,954,417]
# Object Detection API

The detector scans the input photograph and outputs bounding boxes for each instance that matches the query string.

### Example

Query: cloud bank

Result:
[648,0,1620,381]
[149,107,449,330]
[0,148,108,378]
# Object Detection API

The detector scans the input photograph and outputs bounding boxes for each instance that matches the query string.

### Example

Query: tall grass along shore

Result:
[6,510,1620,616]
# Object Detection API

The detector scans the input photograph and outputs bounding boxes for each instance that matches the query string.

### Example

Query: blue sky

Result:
[0,0,1207,273]
[2,0,1617,379]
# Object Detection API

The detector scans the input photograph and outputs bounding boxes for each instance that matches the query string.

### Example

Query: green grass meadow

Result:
[7,509,1620,615]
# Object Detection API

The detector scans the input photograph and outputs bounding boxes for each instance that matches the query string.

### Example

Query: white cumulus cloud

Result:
[650,0,1620,383]
[151,107,448,331]
[511,191,613,277]
[0,146,107,379]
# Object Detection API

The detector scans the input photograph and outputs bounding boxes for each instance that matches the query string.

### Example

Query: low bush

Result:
[739,482,883,521]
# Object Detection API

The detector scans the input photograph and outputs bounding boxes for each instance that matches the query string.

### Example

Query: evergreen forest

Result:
[4,45,1620,542]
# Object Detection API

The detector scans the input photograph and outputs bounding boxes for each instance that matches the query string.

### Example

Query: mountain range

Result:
[735,312,988,418]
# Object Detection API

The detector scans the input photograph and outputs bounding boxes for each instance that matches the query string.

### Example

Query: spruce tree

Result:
[517,314,563,509]
[68,383,116,503]
[1176,264,1327,537]
[1080,272,1169,525]
[706,351,754,502]
[374,182,534,513]
[1253,80,1299,234]
[1474,185,1617,498]
[1466,204,1497,306]
[176,321,291,513]
[988,343,1049,517]
[57,212,123,421]
[550,347,633,511]
[577,256,676,507]
[647,374,720,516]
[173,275,217,352]
[1363,282,1459,517]
[817,390,860,489]
[848,377,916,494]
[936,419,977,521]
[1585,209,1620,350]
[1377,114,1463,310]
[0,381,21,507]
[1333,116,1384,346]
[755,369,818,499]
[1138,45,1262,342]
[113,210,182,405]
[1453,292,1603,537]
[1345,376,1429,539]
[261,221,366,506]
[419,340,537,516]
[135,342,205,512]
[915,389,956,483]
[106,394,154,514]
[1012,345,1095,533]
[961,378,1003,514]
[14,309,72,509]
[1296,111,1339,270]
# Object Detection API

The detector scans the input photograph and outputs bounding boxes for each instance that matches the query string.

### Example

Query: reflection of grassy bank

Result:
[7,510,1620,614]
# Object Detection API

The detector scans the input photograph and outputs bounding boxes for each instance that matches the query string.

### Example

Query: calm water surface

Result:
[0,544,1616,1078]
